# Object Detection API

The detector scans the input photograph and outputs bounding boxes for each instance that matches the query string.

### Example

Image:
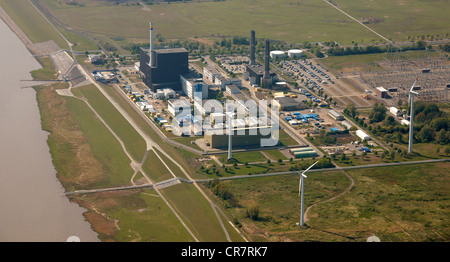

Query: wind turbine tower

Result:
[227,112,234,160]
[408,80,419,154]
[298,161,318,226]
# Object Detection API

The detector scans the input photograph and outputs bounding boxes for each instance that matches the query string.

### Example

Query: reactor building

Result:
[139,23,189,91]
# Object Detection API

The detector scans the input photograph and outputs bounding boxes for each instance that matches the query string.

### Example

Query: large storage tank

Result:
[288,49,304,58]
[270,50,285,59]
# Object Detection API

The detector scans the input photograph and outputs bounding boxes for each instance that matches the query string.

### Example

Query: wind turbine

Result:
[408,80,419,154]
[226,111,234,160]
[298,161,318,226]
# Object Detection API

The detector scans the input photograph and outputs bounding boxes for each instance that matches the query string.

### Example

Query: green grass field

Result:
[0,0,69,48]
[331,0,450,42]
[34,0,395,45]
[77,84,147,162]
[221,162,450,242]
[161,182,234,242]
[63,96,135,188]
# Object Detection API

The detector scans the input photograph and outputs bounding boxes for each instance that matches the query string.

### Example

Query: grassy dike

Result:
[33,81,198,241]
[31,68,242,241]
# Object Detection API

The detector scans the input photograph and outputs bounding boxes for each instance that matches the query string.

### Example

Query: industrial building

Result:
[168,99,191,117]
[92,70,119,83]
[214,75,242,89]
[356,129,370,141]
[139,23,188,91]
[180,73,209,100]
[375,87,388,98]
[204,126,275,148]
[154,88,176,100]
[244,31,276,88]
[328,110,344,121]
[289,147,317,158]
[203,65,221,83]
[226,84,241,94]
[272,96,307,111]
[194,99,223,116]
[88,54,102,64]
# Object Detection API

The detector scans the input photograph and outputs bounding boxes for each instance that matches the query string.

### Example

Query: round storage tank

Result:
[270,50,285,59]
[288,49,304,58]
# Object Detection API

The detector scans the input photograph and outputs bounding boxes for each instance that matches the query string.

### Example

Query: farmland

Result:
[37,0,450,46]
[220,162,450,242]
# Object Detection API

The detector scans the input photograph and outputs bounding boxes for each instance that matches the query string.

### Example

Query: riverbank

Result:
[0,13,98,241]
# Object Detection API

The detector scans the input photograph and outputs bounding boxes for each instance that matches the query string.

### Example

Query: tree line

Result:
[326,41,427,56]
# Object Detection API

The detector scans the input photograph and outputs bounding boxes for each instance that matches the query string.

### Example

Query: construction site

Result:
[355,51,450,107]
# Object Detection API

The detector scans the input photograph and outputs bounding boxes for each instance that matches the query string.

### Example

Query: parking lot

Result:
[216,55,250,74]
[278,58,372,107]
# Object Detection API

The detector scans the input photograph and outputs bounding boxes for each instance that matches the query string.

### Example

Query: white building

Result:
[356,129,370,141]
[163,88,176,99]
[168,99,191,117]
[214,75,242,89]
[180,74,209,100]
[389,107,400,116]
[203,65,221,83]
[194,99,223,116]
[88,54,101,63]
[401,119,410,126]
[231,118,247,128]
[226,84,241,94]
[210,112,226,124]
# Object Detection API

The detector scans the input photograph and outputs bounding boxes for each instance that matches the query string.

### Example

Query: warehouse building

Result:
[204,126,275,149]
[203,65,221,83]
[214,75,242,89]
[272,96,307,111]
[180,73,209,100]
[375,87,388,98]
[226,84,241,94]
[168,99,191,118]
[356,129,370,141]
[328,109,344,121]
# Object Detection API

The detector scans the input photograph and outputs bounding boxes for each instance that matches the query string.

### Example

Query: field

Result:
[331,0,450,42]
[0,0,69,48]
[221,162,450,242]
[37,0,449,46]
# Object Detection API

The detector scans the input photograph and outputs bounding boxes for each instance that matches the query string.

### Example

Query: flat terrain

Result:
[38,0,450,45]
[223,162,450,242]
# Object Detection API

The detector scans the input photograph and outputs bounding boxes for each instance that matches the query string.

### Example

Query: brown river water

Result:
[0,19,98,242]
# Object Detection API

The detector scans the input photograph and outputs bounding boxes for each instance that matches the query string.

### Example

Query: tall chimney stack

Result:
[264,40,270,79]
[149,22,155,67]
[250,30,255,65]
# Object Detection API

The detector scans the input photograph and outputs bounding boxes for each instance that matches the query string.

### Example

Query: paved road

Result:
[66,158,449,192]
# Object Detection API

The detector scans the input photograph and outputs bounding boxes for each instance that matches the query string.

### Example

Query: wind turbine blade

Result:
[409,80,417,93]
[301,173,307,178]
[303,161,319,174]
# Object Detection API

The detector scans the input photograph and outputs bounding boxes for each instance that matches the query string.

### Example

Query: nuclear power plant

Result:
[139,23,189,91]
[244,30,276,88]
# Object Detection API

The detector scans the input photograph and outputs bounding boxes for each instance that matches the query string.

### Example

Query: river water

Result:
[0,19,98,242]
